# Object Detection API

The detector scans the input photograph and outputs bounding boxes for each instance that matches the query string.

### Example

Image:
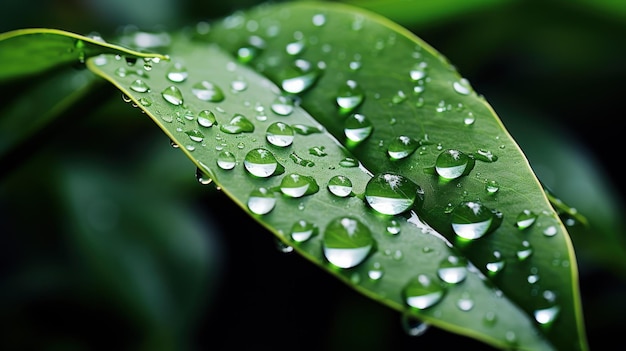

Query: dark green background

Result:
[1,0,624,350]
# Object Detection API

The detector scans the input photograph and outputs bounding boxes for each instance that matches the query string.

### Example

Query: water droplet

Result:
[185,129,204,142]
[365,172,422,215]
[290,219,317,243]
[197,110,217,127]
[266,122,294,147]
[386,219,401,235]
[244,148,279,177]
[483,311,497,326]
[453,78,473,95]
[401,315,430,337]
[290,152,315,167]
[130,79,150,93]
[286,40,306,55]
[367,261,384,280]
[403,274,446,310]
[220,114,255,134]
[161,85,184,106]
[191,81,225,102]
[474,149,498,162]
[247,187,276,215]
[387,136,419,160]
[336,80,364,113]
[464,112,476,126]
[312,13,326,26]
[195,167,212,185]
[534,291,560,327]
[435,149,473,179]
[230,78,248,92]
[391,90,407,104]
[409,62,427,81]
[437,255,468,284]
[270,94,295,116]
[485,180,500,194]
[457,293,474,311]
[217,151,236,170]
[327,175,353,197]
[292,124,322,135]
[280,62,320,94]
[344,113,373,143]
[166,62,188,82]
[138,97,152,106]
[486,251,505,275]
[543,225,558,237]
[516,240,533,260]
[309,146,327,157]
[279,173,319,198]
[339,157,358,168]
[322,216,375,269]
[516,210,537,230]
[451,201,499,240]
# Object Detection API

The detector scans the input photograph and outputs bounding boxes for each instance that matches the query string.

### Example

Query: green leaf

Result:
[84,1,587,350]
[0,28,169,82]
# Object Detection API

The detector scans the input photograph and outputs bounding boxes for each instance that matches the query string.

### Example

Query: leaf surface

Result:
[85,1,587,350]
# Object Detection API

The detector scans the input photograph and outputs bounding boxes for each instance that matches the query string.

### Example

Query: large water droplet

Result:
[266,122,294,147]
[451,201,498,240]
[192,81,225,102]
[217,151,236,170]
[279,173,319,198]
[435,149,473,179]
[387,136,419,160]
[322,216,374,269]
[365,172,422,215]
[244,148,279,177]
[344,113,373,143]
[403,274,446,310]
[534,291,560,327]
[437,255,468,284]
[166,62,188,82]
[290,219,317,243]
[220,114,255,134]
[516,210,537,230]
[327,175,353,197]
[336,80,364,113]
[197,110,217,127]
[247,187,276,215]
[270,94,295,116]
[161,85,184,106]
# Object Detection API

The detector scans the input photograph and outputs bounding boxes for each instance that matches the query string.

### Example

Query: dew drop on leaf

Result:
[543,225,558,237]
[191,81,225,102]
[290,219,317,243]
[247,187,276,215]
[387,135,419,160]
[485,180,500,194]
[166,62,188,82]
[344,113,373,143]
[216,151,236,170]
[486,250,505,276]
[220,114,255,134]
[451,201,497,240]
[386,219,401,235]
[322,216,374,269]
[516,240,533,260]
[367,261,384,281]
[270,94,295,116]
[365,172,422,215]
[453,78,473,95]
[197,110,217,128]
[279,173,319,198]
[435,149,472,179]
[185,129,204,142]
[401,315,430,337]
[266,122,294,147]
[515,210,537,230]
[244,148,279,177]
[336,79,364,113]
[161,85,184,106]
[339,157,359,168]
[327,175,353,197]
[130,79,150,93]
[403,274,446,310]
[195,167,212,185]
[437,255,468,284]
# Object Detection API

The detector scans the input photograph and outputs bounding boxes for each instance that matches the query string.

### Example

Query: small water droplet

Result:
[312,13,326,26]
[435,149,473,179]
[220,114,255,134]
[279,173,319,198]
[516,241,533,260]
[388,136,420,160]
[401,315,430,337]
[266,122,294,147]
[336,80,364,113]
[534,290,560,327]
[543,225,558,237]
[339,157,358,168]
[516,210,537,230]
[391,90,407,104]
[485,180,500,194]
[161,85,184,106]
[270,94,295,116]
[197,110,217,127]
[486,251,505,275]
[185,129,204,142]
[451,201,499,240]
[195,167,212,185]
[365,172,422,215]
[247,187,276,215]
[464,112,476,126]
[292,124,322,135]
[290,219,317,243]
[217,151,236,170]
[386,219,401,235]
[437,255,468,284]
[280,62,320,94]
[456,293,475,311]
[367,261,384,280]
[244,148,279,177]
[474,149,498,162]
[327,175,353,197]
[191,81,225,102]
[130,79,150,93]
[483,311,497,326]
[322,216,375,269]
[409,62,427,81]
[344,113,373,143]
[166,62,188,82]
[290,152,315,167]
[453,78,473,95]
[403,274,446,310]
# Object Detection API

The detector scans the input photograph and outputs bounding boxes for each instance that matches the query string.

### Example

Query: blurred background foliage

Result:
[0,0,624,350]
